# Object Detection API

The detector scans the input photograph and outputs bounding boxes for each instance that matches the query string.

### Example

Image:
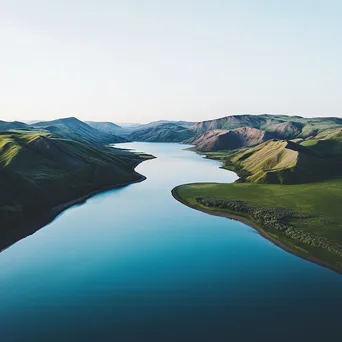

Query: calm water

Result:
[1,142,342,342]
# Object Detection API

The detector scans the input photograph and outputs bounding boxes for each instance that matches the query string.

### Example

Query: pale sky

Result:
[1,0,341,123]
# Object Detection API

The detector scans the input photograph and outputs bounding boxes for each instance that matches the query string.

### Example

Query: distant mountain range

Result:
[188,114,342,151]
[129,122,196,142]
[4,114,342,148]
[2,113,342,187]
[0,120,28,131]
[33,117,127,144]
[85,120,135,139]
[185,114,342,184]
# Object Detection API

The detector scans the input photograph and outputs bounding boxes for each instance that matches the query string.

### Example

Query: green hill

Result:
[0,130,152,250]
[189,114,342,151]
[300,128,342,156]
[129,122,196,142]
[33,117,126,144]
[85,121,133,138]
[220,139,341,184]
[106,114,342,148]
[190,114,342,137]
[190,114,269,133]
[0,120,28,131]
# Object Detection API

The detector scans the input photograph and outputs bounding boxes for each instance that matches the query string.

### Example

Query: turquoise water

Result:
[0,142,342,342]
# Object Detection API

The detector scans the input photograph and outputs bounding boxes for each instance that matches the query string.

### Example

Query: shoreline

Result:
[171,187,342,275]
[1,172,147,253]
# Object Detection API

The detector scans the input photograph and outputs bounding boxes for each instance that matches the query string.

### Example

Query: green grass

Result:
[174,179,342,271]
[211,139,342,184]
[301,138,342,156]
[0,130,153,250]
[300,139,318,147]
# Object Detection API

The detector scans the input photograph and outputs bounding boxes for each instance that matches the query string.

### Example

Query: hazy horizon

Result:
[1,1,341,123]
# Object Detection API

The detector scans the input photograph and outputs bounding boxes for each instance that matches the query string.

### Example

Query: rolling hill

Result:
[191,127,275,152]
[129,122,196,142]
[85,120,121,132]
[0,129,152,250]
[222,139,342,184]
[190,114,267,133]
[301,128,342,156]
[33,117,126,144]
[190,114,342,137]
[136,120,195,129]
[122,114,342,149]
[85,121,134,139]
[0,120,29,131]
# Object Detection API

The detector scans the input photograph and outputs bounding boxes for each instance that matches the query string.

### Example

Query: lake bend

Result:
[1,142,342,342]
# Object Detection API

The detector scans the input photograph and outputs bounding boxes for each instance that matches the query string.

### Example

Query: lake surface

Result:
[1,142,342,342]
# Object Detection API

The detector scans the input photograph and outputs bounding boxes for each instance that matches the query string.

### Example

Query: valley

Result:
[1,141,342,342]
[1,113,342,272]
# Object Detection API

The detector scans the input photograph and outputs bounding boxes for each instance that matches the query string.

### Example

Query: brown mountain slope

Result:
[192,127,275,151]
[190,114,264,133]
[263,121,304,139]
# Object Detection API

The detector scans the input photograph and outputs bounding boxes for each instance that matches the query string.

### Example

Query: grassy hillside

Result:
[86,120,196,141]
[189,114,342,152]
[300,128,342,156]
[190,114,342,137]
[190,114,268,133]
[94,114,342,148]
[129,122,196,142]
[173,180,342,273]
[136,120,195,129]
[85,121,134,139]
[0,130,152,250]
[0,120,28,131]
[33,117,126,144]
[204,139,342,184]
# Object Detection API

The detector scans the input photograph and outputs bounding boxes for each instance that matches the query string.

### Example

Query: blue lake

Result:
[0,142,342,341]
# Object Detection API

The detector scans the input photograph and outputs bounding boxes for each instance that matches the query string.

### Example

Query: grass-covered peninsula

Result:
[172,180,342,273]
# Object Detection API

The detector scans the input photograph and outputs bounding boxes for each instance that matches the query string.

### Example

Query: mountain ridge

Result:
[33,117,127,144]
